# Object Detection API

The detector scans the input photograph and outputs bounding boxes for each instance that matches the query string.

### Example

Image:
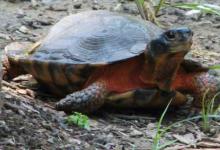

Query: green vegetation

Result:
[170,2,220,16]
[209,64,220,70]
[201,89,220,131]
[151,92,220,149]
[152,99,177,150]
[135,0,220,24]
[135,0,158,25]
[65,112,90,130]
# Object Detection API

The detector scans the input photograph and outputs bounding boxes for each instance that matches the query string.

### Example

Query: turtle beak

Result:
[179,27,193,43]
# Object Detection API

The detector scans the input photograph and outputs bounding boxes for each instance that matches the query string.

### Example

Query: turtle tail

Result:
[2,53,26,80]
[2,42,39,80]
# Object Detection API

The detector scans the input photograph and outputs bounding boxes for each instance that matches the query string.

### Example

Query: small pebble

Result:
[74,3,82,9]
[18,26,30,34]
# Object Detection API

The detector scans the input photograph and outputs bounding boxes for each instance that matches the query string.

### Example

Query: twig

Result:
[201,137,220,144]
[165,144,191,150]
[113,114,156,120]
[2,80,17,89]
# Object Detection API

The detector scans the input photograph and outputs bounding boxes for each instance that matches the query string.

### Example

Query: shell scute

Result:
[32,10,163,65]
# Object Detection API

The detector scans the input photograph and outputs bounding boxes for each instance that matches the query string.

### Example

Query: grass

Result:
[150,84,220,149]
[155,0,166,16]
[170,2,220,16]
[135,0,220,23]
[152,98,176,150]
[151,92,220,149]
[201,89,220,131]
[135,0,161,25]
[209,64,220,70]
[65,112,90,130]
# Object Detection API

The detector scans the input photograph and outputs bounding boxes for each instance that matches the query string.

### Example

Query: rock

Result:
[74,3,82,9]
[92,5,99,10]
[113,3,123,12]
[0,33,12,40]
[17,89,27,95]
[173,133,197,145]
[7,0,17,3]
[185,10,202,20]
[48,5,68,11]
[31,0,39,8]
[147,123,156,130]
[215,16,220,21]
[18,26,30,34]
[0,120,11,134]
[129,128,143,137]
[0,138,15,146]
[123,3,139,14]
[16,9,25,18]
[118,0,125,3]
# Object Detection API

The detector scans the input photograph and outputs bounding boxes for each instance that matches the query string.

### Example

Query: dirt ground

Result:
[1,0,220,149]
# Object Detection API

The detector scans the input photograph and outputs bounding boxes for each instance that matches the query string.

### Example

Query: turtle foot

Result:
[55,82,107,113]
[193,73,220,107]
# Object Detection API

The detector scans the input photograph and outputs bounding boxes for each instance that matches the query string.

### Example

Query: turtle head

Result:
[142,27,193,91]
[147,27,193,58]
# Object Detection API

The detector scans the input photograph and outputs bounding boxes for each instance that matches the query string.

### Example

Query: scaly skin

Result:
[193,73,220,107]
[56,82,108,113]
[171,67,220,107]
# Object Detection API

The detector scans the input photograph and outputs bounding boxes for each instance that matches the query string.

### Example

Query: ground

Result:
[1,0,220,149]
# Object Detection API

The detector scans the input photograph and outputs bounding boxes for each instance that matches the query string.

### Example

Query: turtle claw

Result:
[55,82,107,113]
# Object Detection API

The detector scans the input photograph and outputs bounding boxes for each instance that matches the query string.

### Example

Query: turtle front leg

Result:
[55,82,108,113]
[192,73,220,107]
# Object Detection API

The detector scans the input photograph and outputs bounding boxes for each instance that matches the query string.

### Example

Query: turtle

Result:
[3,10,220,113]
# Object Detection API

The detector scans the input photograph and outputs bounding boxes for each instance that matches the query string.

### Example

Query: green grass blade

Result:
[209,64,220,70]
[152,98,173,150]
[171,3,220,16]
[210,92,220,114]
[155,0,165,15]
[135,0,146,20]
[161,115,220,136]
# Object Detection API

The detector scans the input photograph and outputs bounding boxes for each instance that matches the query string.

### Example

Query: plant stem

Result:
[155,0,165,16]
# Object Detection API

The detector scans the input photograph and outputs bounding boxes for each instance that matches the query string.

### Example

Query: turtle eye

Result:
[165,31,176,40]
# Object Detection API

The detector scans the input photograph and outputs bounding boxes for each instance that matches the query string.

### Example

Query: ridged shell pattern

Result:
[31,10,163,64]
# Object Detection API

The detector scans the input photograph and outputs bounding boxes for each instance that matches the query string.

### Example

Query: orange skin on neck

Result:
[86,54,198,94]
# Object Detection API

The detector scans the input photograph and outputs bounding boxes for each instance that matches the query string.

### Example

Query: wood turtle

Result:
[3,10,220,113]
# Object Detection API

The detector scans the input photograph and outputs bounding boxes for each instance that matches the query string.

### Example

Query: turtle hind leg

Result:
[106,88,187,108]
[55,82,107,113]
[193,73,220,107]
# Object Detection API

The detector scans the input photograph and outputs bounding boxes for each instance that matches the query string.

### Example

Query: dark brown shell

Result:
[5,10,164,96]
[31,10,163,65]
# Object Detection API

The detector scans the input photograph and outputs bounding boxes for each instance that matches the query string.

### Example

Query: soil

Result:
[1,0,220,149]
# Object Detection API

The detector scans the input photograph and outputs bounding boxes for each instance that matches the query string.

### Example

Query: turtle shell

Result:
[5,10,164,96]
[31,10,163,64]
